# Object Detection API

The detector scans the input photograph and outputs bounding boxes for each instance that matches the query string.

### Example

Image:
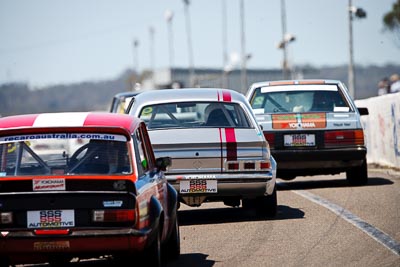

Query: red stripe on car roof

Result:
[217,89,232,102]
[84,113,136,130]
[222,90,232,102]
[0,114,39,128]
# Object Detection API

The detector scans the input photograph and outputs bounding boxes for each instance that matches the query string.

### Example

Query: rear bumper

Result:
[272,147,367,175]
[166,172,276,199]
[0,228,151,264]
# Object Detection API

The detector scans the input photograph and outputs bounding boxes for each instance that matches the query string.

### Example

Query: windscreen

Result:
[0,133,132,177]
[250,85,351,114]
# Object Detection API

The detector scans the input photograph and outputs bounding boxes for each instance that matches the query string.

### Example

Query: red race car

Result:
[0,112,179,267]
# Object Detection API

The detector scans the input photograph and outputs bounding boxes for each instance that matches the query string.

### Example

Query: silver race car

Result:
[246,79,369,185]
[127,88,277,217]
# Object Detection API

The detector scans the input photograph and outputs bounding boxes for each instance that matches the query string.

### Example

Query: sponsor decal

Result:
[27,210,74,228]
[184,175,216,179]
[1,133,125,142]
[113,180,127,190]
[180,180,217,193]
[33,179,66,191]
[103,200,123,207]
[272,113,326,129]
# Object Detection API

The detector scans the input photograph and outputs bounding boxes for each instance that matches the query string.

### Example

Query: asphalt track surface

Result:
[14,167,400,267]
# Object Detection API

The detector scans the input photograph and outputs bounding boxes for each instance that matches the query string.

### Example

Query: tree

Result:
[383,0,400,46]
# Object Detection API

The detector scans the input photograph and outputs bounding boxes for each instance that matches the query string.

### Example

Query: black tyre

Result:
[243,186,278,218]
[162,216,180,261]
[255,186,277,218]
[278,175,296,181]
[346,159,368,186]
[144,228,162,267]
[0,257,9,267]
[48,256,71,267]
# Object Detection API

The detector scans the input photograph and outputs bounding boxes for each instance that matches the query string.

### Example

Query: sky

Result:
[0,0,399,88]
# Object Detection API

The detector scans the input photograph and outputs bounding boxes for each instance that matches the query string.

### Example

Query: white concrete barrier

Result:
[355,93,400,169]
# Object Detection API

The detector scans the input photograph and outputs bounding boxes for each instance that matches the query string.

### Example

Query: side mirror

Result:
[156,157,172,171]
[357,107,369,116]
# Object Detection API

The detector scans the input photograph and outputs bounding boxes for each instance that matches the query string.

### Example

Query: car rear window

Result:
[250,85,351,114]
[139,102,251,129]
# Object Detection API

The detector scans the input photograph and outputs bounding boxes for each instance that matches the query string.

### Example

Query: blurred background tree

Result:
[383,0,400,47]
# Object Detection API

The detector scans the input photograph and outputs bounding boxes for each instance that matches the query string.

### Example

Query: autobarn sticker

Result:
[33,178,66,191]
[272,113,327,129]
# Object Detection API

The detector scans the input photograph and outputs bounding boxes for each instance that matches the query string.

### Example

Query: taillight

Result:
[227,162,240,170]
[264,133,275,148]
[260,161,271,170]
[324,129,365,147]
[244,162,255,170]
[35,229,70,235]
[226,160,271,171]
[0,212,13,224]
[92,209,136,223]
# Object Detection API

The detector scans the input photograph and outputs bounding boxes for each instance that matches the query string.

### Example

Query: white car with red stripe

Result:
[0,112,179,267]
[246,79,369,185]
[127,88,277,217]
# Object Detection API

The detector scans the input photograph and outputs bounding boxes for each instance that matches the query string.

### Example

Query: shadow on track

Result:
[178,204,304,226]
[165,253,214,267]
[277,176,393,191]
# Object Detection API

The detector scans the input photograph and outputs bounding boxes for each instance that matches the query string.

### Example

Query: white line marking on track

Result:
[291,189,400,256]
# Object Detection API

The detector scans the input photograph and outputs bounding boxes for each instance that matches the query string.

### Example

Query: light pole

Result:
[348,0,366,99]
[149,26,155,77]
[277,33,296,79]
[132,38,139,75]
[131,38,140,91]
[164,9,174,70]
[281,0,288,79]
[222,0,228,88]
[239,0,247,93]
[183,0,195,87]
[278,0,296,80]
